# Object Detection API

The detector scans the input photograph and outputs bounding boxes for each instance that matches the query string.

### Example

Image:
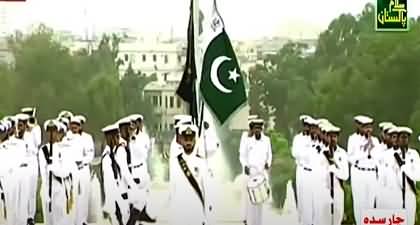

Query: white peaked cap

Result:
[117,117,132,126]
[102,124,119,133]
[305,117,319,125]
[251,118,264,124]
[354,115,374,124]
[59,117,69,126]
[299,114,310,122]
[317,118,330,126]
[388,126,399,134]
[319,123,329,132]
[3,120,11,130]
[178,124,198,135]
[70,116,82,124]
[58,110,73,118]
[15,113,30,121]
[379,122,393,129]
[174,114,192,122]
[129,114,143,121]
[43,119,58,131]
[21,107,36,116]
[0,123,5,133]
[58,122,67,133]
[398,126,412,135]
[326,125,341,133]
[75,115,87,123]
[383,123,395,132]
[248,115,258,121]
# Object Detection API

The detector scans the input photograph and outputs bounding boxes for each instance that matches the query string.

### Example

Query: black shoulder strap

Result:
[177,153,204,208]
[124,145,132,173]
[41,145,51,164]
[393,153,417,194]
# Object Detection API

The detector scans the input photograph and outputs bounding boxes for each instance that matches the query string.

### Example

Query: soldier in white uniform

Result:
[314,124,349,225]
[101,123,131,225]
[116,117,148,225]
[169,124,211,225]
[20,107,41,224]
[293,116,320,225]
[239,115,258,224]
[239,119,272,225]
[127,114,156,223]
[348,115,381,225]
[291,114,311,223]
[396,127,419,225]
[376,125,399,209]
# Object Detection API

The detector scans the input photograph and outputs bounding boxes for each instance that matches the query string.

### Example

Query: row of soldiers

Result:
[292,114,420,225]
[0,108,96,225]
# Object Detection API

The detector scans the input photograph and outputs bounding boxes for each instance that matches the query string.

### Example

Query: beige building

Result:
[143,80,188,150]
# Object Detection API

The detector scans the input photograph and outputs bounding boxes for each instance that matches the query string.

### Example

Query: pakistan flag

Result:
[199,6,247,125]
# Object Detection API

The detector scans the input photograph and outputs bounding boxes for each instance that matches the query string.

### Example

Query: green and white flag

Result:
[198,0,247,125]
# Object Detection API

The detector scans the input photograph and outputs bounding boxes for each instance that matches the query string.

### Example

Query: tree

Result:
[120,63,157,135]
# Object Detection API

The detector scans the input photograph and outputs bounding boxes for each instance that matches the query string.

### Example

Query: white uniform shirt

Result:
[348,135,381,168]
[169,151,209,225]
[241,135,272,175]
[81,132,95,164]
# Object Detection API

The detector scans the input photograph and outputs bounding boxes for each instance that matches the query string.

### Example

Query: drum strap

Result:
[177,153,205,208]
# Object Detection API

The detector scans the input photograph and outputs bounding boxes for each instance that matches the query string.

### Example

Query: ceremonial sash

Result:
[177,153,205,208]
[393,153,417,194]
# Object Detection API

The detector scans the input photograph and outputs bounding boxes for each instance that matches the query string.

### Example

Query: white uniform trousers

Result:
[351,167,377,225]
[75,166,90,225]
[244,171,269,225]
[299,167,316,225]
[130,164,149,211]
[48,178,75,225]
[27,157,39,219]
[15,167,31,225]
[295,165,303,223]
[314,182,344,225]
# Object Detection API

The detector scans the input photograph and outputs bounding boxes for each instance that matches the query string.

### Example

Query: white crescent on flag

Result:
[210,56,232,94]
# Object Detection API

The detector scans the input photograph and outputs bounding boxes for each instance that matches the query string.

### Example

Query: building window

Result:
[170,124,174,130]
[153,54,157,62]
[170,96,174,108]
[177,97,181,108]
[164,54,169,64]
[124,54,128,61]
[142,54,146,62]
[159,123,162,131]
[152,96,158,106]
[178,55,182,63]
[159,95,162,107]
[165,96,168,108]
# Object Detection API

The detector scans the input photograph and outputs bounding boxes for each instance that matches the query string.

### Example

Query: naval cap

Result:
[129,114,143,122]
[305,117,319,126]
[388,126,399,134]
[179,124,198,136]
[58,117,69,126]
[43,119,58,131]
[58,110,73,119]
[397,126,412,135]
[70,116,82,125]
[15,113,30,121]
[354,115,373,124]
[117,117,133,126]
[299,114,311,122]
[379,122,393,130]
[75,115,86,124]
[174,114,192,123]
[326,125,341,133]
[21,107,36,117]
[102,124,119,133]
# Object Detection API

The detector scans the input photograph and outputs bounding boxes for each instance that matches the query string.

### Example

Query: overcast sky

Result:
[1,0,419,39]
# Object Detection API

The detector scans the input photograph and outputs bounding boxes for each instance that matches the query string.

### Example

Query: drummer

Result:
[239,118,272,225]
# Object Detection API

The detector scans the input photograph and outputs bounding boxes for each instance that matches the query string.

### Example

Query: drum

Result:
[247,174,270,205]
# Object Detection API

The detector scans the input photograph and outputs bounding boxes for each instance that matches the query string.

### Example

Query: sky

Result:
[1,0,419,40]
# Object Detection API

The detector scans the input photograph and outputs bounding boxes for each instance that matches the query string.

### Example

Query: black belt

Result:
[302,166,312,172]
[355,165,377,172]
[130,163,143,169]
[53,174,71,184]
